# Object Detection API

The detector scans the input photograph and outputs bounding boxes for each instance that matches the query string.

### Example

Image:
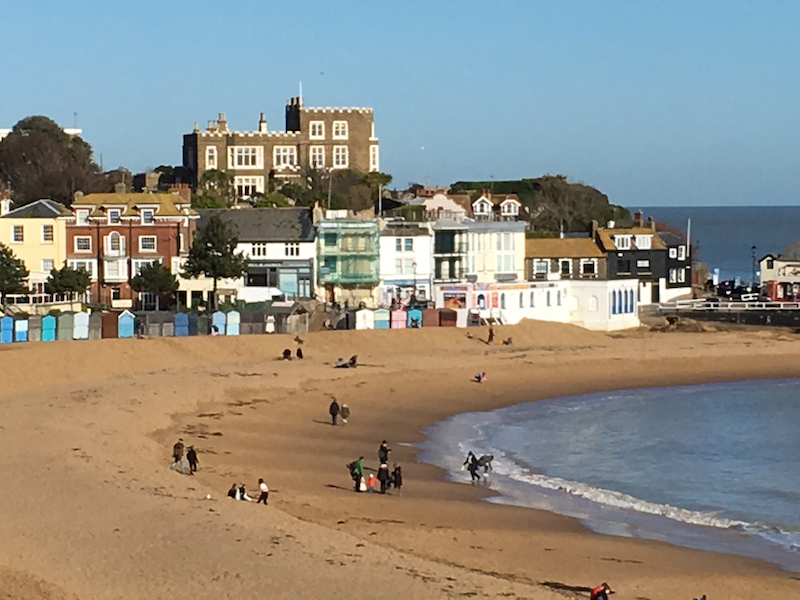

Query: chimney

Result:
[258,112,267,133]
[169,183,191,204]
[218,112,228,132]
[193,121,199,132]
[74,190,84,203]
[590,219,598,239]
[114,182,127,194]
[634,211,644,227]
[648,215,656,232]
[0,190,11,216]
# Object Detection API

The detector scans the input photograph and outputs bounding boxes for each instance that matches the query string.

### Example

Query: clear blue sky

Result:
[3,0,799,206]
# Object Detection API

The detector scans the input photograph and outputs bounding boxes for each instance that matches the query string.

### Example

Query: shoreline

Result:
[2,323,800,599]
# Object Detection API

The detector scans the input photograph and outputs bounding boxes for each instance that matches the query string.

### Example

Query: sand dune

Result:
[1,320,799,599]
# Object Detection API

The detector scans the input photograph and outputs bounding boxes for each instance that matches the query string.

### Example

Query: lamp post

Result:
[751,245,757,291]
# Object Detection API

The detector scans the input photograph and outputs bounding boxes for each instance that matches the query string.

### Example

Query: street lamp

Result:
[751,245,757,290]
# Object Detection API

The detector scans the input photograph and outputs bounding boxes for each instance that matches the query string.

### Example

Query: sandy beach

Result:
[1,321,800,600]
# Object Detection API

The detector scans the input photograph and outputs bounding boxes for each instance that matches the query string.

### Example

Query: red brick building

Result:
[65,186,198,308]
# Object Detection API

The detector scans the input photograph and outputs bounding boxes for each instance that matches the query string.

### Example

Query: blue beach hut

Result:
[406,307,423,328]
[118,310,135,338]
[226,310,240,336]
[174,312,189,337]
[211,311,226,335]
[73,312,90,340]
[41,315,56,341]
[14,317,28,342]
[0,316,13,343]
[374,308,389,329]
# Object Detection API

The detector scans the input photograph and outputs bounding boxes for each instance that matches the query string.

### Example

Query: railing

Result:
[659,299,800,312]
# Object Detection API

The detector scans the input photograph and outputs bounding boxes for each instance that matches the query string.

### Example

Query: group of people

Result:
[462,451,494,482]
[348,440,403,495]
[227,478,269,505]
[170,438,199,475]
[328,398,351,425]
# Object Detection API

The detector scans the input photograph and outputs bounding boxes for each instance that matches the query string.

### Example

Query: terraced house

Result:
[183,96,379,199]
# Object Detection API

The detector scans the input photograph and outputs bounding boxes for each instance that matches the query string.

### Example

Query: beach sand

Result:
[1,321,800,599]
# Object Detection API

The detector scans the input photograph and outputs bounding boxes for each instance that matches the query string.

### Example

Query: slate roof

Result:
[525,237,605,259]
[780,238,800,260]
[657,231,685,247]
[2,199,72,218]
[197,208,315,242]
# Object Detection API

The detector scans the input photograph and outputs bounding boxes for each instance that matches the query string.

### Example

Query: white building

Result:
[471,193,523,222]
[463,221,527,284]
[379,221,433,305]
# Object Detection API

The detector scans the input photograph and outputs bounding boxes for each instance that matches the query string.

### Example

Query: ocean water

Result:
[634,206,800,283]
[416,379,800,571]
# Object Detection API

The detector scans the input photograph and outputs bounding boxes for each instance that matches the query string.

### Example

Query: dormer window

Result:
[76,209,89,226]
[108,209,121,225]
[141,208,155,225]
[614,235,631,250]
[635,235,652,249]
[501,200,519,215]
[473,198,491,215]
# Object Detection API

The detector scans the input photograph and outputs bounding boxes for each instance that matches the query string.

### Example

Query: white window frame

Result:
[205,146,217,170]
[105,260,121,278]
[285,243,300,257]
[141,208,155,225]
[474,199,491,215]
[678,268,686,283]
[332,121,348,140]
[75,209,90,226]
[369,145,379,172]
[669,248,677,259]
[106,231,125,254]
[635,235,652,249]
[251,242,267,257]
[74,236,92,253]
[614,235,631,250]
[333,145,349,169]
[41,259,55,272]
[273,146,298,168]
[533,259,549,279]
[132,258,159,276]
[501,200,519,216]
[228,146,264,169]
[636,259,650,269]
[234,176,265,198]
[139,235,157,253]
[309,121,325,140]
[669,268,677,283]
[678,245,686,261]
[580,258,597,277]
[107,209,121,225]
[67,259,96,278]
[41,224,54,243]
[12,225,23,243]
[559,259,572,276]
[310,146,325,169]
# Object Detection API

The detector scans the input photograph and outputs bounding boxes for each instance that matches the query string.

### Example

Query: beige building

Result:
[0,197,71,292]
[183,96,379,199]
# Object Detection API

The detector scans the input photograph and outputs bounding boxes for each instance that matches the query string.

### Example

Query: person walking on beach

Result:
[257,478,269,505]
[186,446,198,474]
[170,438,187,474]
[349,456,364,492]
[463,451,480,482]
[341,403,351,424]
[487,326,495,345]
[329,398,340,426]
[391,464,403,495]
[377,463,391,494]
[378,440,391,464]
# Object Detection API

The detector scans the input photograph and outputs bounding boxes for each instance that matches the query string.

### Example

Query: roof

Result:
[780,238,800,260]
[473,193,521,206]
[2,199,72,218]
[432,217,468,230]
[657,231,685,247]
[596,227,666,251]
[198,208,315,242]
[466,220,526,232]
[72,192,197,218]
[525,237,605,259]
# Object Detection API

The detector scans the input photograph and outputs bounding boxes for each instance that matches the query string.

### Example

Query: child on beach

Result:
[366,473,376,493]
[341,403,350,424]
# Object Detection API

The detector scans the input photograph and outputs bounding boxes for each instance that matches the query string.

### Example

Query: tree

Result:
[0,116,103,206]
[0,243,29,308]
[192,169,235,208]
[181,215,247,309]
[45,264,91,297]
[130,261,178,311]
[253,191,291,208]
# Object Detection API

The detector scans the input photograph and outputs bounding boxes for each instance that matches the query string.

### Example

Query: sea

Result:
[416,379,800,572]
[636,206,800,283]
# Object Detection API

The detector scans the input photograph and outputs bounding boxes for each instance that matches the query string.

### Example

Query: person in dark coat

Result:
[329,398,340,425]
[377,464,391,494]
[378,440,391,464]
[391,464,403,495]
[186,446,199,474]
[463,451,480,482]
[227,483,238,499]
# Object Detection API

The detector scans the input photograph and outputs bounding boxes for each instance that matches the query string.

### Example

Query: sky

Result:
[2,0,799,206]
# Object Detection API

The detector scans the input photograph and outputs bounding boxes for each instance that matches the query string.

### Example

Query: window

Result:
[106,232,125,254]
[205,146,217,170]
[42,224,54,242]
[132,258,158,276]
[12,225,23,242]
[333,145,349,169]
[546,291,551,306]
[107,209,121,225]
[68,260,94,277]
[139,236,157,252]
[41,259,54,272]
[677,245,686,261]
[766,258,774,269]
[669,248,677,259]
[557,290,562,306]
[273,146,297,167]
[332,121,348,139]
[323,256,337,273]
[310,146,325,168]
[323,232,337,247]
[309,121,325,139]
[111,287,121,300]
[580,259,597,276]
[252,242,267,257]
[614,235,631,250]
[75,236,92,252]
[560,259,571,276]
[404,238,413,252]
[634,235,651,249]
[530,291,535,307]
[228,146,263,169]
[105,260,120,277]
[141,209,155,225]
[75,209,89,226]
[617,259,631,273]
[285,243,300,257]
[234,176,264,197]
[370,145,379,172]
[636,259,650,269]
[669,268,677,283]
[533,259,548,279]
[179,233,185,252]
[678,268,686,283]
[519,293,524,309]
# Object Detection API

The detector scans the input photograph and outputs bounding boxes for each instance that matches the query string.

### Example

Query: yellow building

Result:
[0,198,71,292]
